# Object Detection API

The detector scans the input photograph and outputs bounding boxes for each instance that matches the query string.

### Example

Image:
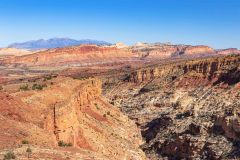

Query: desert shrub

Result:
[58,141,64,147]
[121,73,131,81]
[44,75,54,81]
[32,84,47,90]
[22,140,29,144]
[176,111,192,119]
[26,147,31,153]
[95,103,100,110]
[3,151,16,160]
[0,86,3,90]
[67,143,73,147]
[140,84,159,93]
[20,84,29,91]
[58,141,72,147]
[107,111,110,115]
[26,147,32,158]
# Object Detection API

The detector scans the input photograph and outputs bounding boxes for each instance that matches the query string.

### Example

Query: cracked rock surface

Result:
[104,55,240,159]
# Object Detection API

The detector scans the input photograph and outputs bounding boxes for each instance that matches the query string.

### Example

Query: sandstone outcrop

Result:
[0,43,228,68]
[104,54,240,159]
[132,44,215,59]
[0,48,34,56]
[0,77,145,159]
[3,44,135,67]
[128,55,240,83]
[1,43,240,159]
[183,45,215,55]
[217,48,240,55]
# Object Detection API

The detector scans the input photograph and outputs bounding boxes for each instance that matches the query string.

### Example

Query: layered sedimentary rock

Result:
[128,55,240,83]
[0,48,34,56]
[132,44,216,59]
[3,45,135,67]
[183,45,215,55]
[104,54,240,159]
[1,43,232,68]
[217,48,240,55]
[0,77,145,159]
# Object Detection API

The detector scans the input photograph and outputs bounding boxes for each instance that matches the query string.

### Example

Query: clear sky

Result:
[0,0,239,49]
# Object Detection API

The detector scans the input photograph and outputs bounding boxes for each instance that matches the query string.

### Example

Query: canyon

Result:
[104,54,240,159]
[0,43,239,159]
[0,77,145,159]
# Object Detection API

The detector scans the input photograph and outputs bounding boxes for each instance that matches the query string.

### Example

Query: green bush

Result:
[44,75,52,81]
[58,141,72,147]
[32,84,47,90]
[20,84,29,91]
[22,140,29,144]
[3,151,16,160]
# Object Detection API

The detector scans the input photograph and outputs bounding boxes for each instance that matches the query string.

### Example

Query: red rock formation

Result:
[3,45,134,67]
[0,77,145,159]
[132,44,215,59]
[183,45,215,55]
[0,44,226,68]
[128,55,240,83]
[217,48,240,55]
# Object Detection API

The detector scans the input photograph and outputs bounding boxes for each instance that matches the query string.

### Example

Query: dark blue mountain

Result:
[8,38,112,50]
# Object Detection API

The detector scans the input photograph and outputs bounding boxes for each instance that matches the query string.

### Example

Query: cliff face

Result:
[132,45,216,59]
[1,44,234,68]
[128,55,240,84]
[217,48,240,55]
[104,54,240,159]
[3,45,134,67]
[0,77,145,159]
[0,48,34,56]
[183,45,215,55]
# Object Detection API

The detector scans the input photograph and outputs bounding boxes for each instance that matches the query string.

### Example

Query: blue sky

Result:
[0,0,239,49]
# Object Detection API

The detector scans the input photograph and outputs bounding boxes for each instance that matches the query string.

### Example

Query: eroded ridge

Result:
[104,55,240,159]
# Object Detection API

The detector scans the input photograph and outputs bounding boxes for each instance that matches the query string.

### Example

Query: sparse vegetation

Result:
[22,140,29,144]
[107,111,111,115]
[58,141,72,147]
[32,84,47,90]
[26,147,32,158]
[20,84,29,91]
[121,73,131,81]
[140,84,159,93]
[3,151,16,160]
[95,103,100,110]
[0,86,3,90]
[44,75,52,81]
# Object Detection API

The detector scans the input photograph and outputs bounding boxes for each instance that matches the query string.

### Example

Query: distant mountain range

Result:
[8,38,112,50]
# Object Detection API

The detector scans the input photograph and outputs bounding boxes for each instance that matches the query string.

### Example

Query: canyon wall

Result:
[128,55,240,83]
[0,77,145,159]
[104,54,240,159]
